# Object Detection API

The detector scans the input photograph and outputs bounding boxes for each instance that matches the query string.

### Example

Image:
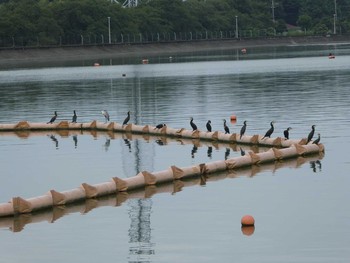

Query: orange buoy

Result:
[230,115,237,121]
[241,215,255,226]
[94,63,100,67]
[142,59,149,64]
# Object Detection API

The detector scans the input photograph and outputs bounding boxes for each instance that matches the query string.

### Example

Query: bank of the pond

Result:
[0,35,350,67]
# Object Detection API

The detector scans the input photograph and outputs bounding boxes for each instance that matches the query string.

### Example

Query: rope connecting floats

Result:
[0,121,317,147]
[0,141,324,218]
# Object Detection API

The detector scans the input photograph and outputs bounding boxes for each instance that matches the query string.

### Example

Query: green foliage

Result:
[0,0,349,46]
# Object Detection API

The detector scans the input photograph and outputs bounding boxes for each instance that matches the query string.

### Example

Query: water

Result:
[0,45,350,262]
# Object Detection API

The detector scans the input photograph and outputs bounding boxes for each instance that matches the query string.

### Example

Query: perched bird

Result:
[206,120,212,132]
[47,111,57,124]
[155,123,166,129]
[312,133,321,145]
[72,110,77,123]
[101,110,110,122]
[223,119,230,134]
[190,117,197,131]
[307,125,316,144]
[283,127,292,140]
[123,111,130,125]
[262,121,275,139]
[240,120,247,139]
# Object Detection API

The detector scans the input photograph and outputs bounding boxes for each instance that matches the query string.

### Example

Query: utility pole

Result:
[235,16,238,38]
[271,0,275,23]
[333,0,337,34]
[108,17,111,44]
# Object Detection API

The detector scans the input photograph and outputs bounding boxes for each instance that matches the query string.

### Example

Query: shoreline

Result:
[0,35,349,67]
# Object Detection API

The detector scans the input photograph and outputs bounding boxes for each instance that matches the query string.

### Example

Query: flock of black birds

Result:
[190,117,321,145]
[45,111,321,145]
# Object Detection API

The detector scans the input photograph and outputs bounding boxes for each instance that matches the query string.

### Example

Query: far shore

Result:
[0,35,349,67]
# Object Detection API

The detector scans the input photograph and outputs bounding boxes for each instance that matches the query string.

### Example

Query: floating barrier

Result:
[0,140,324,218]
[0,153,322,231]
[0,121,320,148]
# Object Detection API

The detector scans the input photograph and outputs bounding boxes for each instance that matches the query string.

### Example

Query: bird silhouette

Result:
[190,117,197,131]
[123,111,130,125]
[240,120,247,139]
[312,133,321,145]
[223,119,230,134]
[72,110,77,123]
[47,111,57,124]
[262,121,275,139]
[283,127,292,140]
[307,125,316,144]
[206,120,212,132]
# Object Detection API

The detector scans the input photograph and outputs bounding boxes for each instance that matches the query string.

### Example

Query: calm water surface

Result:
[0,45,350,263]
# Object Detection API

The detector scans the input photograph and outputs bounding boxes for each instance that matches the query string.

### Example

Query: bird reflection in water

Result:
[225,148,230,160]
[207,146,212,158]
[191,145,198,158]
[310,160,322,172]
[104,138,111,152]
[124,139,131,152]
[155,138,167,146]
[48,134,59,149]
[72,135,78,148]
[240,147,246,156]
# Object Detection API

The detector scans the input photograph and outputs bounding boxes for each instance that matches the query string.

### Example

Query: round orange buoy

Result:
[241,226,255,236]
[230,115,237,121]
[241,215,255,226]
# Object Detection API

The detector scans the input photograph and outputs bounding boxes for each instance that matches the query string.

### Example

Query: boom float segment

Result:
[0,121,318,148]
[0,142,324,217]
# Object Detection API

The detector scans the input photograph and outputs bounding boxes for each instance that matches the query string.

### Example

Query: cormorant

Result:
[190,117,197,131]
[101,110,110,122]
[155,123,166,129]
[307,125,316,144]
[262,121,275,139]
[47,111,57,124]
[123,111,130,125]
[283,127,292,140]
[240,120,247,139]
[312,133,321,145]
[223,119,230,134]
[206,120,212,132]
[72,110,77,123]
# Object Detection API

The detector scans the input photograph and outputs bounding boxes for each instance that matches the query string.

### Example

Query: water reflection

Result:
[48,134,59,149]
[207,146,212,159]
[72,135,78,148]
[310,160,322,173]
[104,138,111,152]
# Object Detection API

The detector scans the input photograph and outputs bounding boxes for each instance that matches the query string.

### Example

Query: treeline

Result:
[0,0,349,47]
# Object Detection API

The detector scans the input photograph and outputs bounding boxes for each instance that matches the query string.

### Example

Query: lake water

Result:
[0,44,350,263]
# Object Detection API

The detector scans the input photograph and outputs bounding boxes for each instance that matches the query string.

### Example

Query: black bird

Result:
[123,111,130,125]
[240,120,247,139]
[190,117,197,131]
[72,110,77,123]
[206,120,212,132]
[155,123,166,129]
[307,125,316,144]
[223,119,230,134]
[312,133,321,145]
[47,111,57,124]
[283,127,292,140]
[262,121,275,139]
[101,110,110,122]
